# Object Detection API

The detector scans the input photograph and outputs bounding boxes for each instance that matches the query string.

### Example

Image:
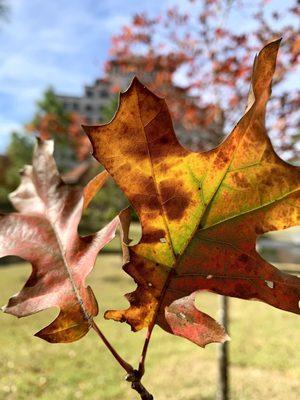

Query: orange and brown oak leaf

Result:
[84,40,300,347]
[0,139,118,343]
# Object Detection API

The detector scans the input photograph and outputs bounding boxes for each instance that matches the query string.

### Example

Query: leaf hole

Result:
[265,280,274,289]
[129,220,142,245]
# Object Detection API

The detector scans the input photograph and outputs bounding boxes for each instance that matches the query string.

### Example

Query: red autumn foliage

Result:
[107,0,300,158]
[28,112,91,162]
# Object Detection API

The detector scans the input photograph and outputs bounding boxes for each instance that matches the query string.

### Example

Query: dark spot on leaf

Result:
[238,254,249,263]
[244,263,254,273]
[262,148,274,163]
[159,136,171,145]
[255,225,265,235]
[215,150,230,169]
[159,163,170,174]
[143,229,166,243]
[131,141,148,160]
[131,193,160,211]
[232,172,249,188]
[135,174,156,192]
[261,177,273,187]
[159,180,191,220]
[234,282,252,297]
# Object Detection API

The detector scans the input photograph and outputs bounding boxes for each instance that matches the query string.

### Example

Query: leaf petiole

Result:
[92,320,154,399]
[91,319,133,374]
[138,327,154,377]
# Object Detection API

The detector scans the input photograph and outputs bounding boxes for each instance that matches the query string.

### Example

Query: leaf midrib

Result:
[134,89,259,323]
[49,214,92,326]
[135,90,176,262]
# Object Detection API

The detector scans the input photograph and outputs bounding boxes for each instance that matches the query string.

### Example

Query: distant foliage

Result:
[108,0,300,158]
[27,88,91,169]
[0,133,33,212]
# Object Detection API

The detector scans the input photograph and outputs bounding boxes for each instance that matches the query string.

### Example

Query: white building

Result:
[55,78,119,124]
[54,65,224,150]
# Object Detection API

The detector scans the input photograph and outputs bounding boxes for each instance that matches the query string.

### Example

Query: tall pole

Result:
[217,295,229,400]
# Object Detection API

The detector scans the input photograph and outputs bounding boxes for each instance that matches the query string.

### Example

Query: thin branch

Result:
[138,327,154,377]
[91,320,133,374]
[138,271,176,377]
[126,370,154,400]
[92,320,154,399]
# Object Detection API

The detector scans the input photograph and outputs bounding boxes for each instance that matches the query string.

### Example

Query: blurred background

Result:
[0,1,299,399]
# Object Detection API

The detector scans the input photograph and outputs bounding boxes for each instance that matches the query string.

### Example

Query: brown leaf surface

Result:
[84,40,300,347]
[0,139,118,343]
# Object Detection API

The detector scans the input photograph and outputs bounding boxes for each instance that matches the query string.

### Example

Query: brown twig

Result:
[91,320,133,374]
[138,270,177,377]
[138,327,154,377]
[126,370,154,400]
[92,321,154,399]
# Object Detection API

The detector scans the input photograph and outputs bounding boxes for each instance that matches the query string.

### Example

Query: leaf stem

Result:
[138,269,176,377]
[91,320,133,374]
[92,320,154,399]
[138,327,154,377]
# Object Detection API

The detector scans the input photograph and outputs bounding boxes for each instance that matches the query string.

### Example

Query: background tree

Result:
[0,88,128,233]
[0,133,33,212]
[27,89,127,232]
[0,0,8,22]
[27,88,92,171]
[80,94,129,233]
[108,0,300,158]
[99,94,119,123]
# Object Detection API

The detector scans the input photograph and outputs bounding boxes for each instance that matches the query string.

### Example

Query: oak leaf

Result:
[84,40,300,347]
[0,139,118,343]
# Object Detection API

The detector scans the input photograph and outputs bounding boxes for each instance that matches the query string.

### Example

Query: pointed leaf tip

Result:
[129,76,144,89]
[83,170,109,210]
[36,137,54,154]
[123,76,165,102]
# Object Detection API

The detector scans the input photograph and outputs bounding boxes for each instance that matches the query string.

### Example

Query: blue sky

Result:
[0,0,167,152]
[0,0,298,153]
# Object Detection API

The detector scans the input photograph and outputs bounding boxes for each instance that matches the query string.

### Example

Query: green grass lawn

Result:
[0,255,299,400]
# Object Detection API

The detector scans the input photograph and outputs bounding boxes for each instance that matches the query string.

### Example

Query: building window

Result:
[86,104,93,113]
[100,90,108,98]
[86,90,93,98]
[73,103,79,111]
